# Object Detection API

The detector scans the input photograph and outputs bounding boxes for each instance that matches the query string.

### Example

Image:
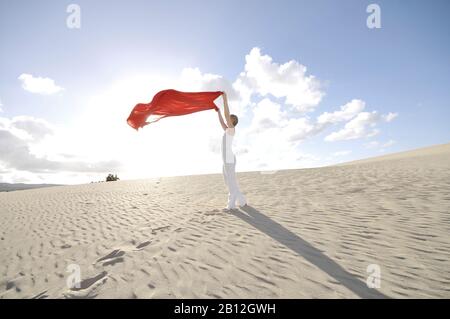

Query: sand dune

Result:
[338,143,450,166]
[0,183,62,193]
[1,143,449,298]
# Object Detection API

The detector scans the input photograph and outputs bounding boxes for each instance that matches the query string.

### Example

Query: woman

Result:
[216,91,247,210]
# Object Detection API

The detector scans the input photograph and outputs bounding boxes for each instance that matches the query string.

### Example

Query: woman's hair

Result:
[230,114,238,126]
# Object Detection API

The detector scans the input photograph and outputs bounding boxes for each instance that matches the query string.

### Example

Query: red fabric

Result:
[127,89,223,130]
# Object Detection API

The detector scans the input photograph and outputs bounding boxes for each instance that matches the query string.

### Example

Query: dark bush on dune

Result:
[106,174,120,182]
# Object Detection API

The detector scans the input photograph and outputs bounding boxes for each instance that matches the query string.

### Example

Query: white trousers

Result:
[222,157,246,208]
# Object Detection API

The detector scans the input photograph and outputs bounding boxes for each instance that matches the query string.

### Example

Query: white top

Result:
[222,127,235,164]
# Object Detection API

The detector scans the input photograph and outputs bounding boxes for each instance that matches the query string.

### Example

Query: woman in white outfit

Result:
[216,91,247,210]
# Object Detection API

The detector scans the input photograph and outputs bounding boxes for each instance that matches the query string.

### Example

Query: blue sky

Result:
[0,0,449,184]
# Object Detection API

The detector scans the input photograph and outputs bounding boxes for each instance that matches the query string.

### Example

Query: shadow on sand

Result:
[231,205,388,299]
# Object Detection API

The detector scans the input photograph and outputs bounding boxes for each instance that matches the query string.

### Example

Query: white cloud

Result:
[18,73,64,95]
[10,116,54,141]
[179,68,238,99]
[0,116,120,181]
[179,67,248,116]
[245,98,369,146]
[247,98,288,132]
[382,112,398,122]
[286,117,319,142]
[324,111,381,141]
[245,98,317,144]
[0,98,3,112]
[236,98,323,170]
[235,47,324,113]
[317,99,365,125]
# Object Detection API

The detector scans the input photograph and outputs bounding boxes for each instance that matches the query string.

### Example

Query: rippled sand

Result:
[1,143,449,298]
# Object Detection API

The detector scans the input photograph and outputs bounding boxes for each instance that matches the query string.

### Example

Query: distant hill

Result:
[337,142,450,166]
[0,183,62,192]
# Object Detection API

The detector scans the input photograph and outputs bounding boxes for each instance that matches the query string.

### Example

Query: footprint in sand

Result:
[31,290,49,299]
[95,241,152,267]
[135,241,151,250]
[96,250,126,266]
[140,225,171,235]
[71,271,108,291]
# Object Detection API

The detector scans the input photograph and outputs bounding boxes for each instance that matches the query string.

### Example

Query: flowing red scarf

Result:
[127,89,223,130]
